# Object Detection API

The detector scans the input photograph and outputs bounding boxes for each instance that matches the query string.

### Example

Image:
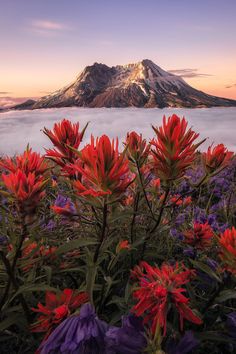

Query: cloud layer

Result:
[0,107,235,155]
[168,69,212,78]
[226,83,236,89]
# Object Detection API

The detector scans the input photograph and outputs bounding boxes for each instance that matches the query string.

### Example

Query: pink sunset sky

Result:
[1,0,236,106]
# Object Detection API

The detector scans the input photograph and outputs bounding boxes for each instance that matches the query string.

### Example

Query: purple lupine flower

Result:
[44,220,56,231]
[206,258,218,271]
[171,228,184,241]
[105,314,146,354]
[227,312,236,339]
[175,213,187,227]
[38,303,109,354]
[54,194,76,214]
[183,247,196,258]
[0,235,9,246]
[166,331,199,354]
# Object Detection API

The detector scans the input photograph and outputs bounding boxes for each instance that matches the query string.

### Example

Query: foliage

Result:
[0,115,235,353]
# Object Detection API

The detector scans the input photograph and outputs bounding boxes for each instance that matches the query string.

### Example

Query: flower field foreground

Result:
[0,114,236,354]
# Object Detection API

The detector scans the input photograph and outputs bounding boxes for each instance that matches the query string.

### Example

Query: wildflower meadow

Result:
[0,114,235,353]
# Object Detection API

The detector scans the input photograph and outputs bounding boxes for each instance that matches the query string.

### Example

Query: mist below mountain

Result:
[0,107,235,155]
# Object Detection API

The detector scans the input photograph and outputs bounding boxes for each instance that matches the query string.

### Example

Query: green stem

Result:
[0,251,32,323]
[93,202,108,263]
[87,201,108,305]
[136,162,156,221]
[150,186,170,234]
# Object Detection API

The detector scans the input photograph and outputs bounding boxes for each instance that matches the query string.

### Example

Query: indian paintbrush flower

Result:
[1,170,47,214]
[72,135,133,198]
[218,227,236,275]
[31,289,89,336]
[0,146,48,177]
[202,144,234,173]
[43,119,88,174]
[183,222,214,250]
[131,261,202,336]
[125,131,150,166]
[150,114,202,181]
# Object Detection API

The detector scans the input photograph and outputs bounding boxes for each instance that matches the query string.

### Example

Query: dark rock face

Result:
[16,59,236,109]
[12,99,36,110]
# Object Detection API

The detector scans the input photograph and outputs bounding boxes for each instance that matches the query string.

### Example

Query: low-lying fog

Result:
[0,107,235,155]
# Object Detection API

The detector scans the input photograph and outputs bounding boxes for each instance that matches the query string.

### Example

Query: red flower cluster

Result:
[0,147,48,176]
[31,289,88,335]
[150,114,201,181]
[218,227,236,275]
[203,144,234,173]
[183,222,214,249]
[125,131,150,166]
[0,147,48,213]
[170,195,192,207]
[44,119,87,174]
[72,135,133,198]
[131,261,202,335]
[21,241,57,272]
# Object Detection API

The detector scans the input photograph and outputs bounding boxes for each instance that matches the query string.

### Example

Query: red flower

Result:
[151,178,161,191]
[0,147,48,177]
[218,227,236,275]
[125,131,150,165]
[116,240,130,253]
[43,119,87,171]
[203,144,234,173]
[183,222,214,249]
[72,135,133,198]
[170,194,183,206]
[21,241,57,271]
[51,203,75,216]
[150,114,202,181]
[131,261,202,336]
[31,289,88,335]
[0,147,48,213]
[2,170,47,212]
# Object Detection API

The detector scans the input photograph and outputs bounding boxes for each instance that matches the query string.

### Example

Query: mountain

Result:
[12,99,36,110]
[14,59,236,109]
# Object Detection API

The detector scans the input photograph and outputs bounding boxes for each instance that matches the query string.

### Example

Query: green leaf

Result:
[0,313,26,331]
[190,259,222,283]
[215,289,236,302]
[56,238,97,255]
[8,284,58,304]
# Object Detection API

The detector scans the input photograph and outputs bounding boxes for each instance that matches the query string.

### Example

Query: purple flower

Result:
[206,258,218,271]
[171,228,184,241]
[166,331,199,354]
[39,303,109,354]
[183,247,196,258]
[105,314,146,354]
[0,235,9,246]
[54,194,76,214]
[227,312,236,339]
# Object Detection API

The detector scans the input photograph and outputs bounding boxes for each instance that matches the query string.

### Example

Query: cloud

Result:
[168,68,212,78]
[0,108,235,155]
[0,92,12,95]
[226,83,236,89]
[30,19,70,36]
[0,97,38,108]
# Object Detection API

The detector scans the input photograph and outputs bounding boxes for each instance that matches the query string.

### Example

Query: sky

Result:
[0,0,236,103]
